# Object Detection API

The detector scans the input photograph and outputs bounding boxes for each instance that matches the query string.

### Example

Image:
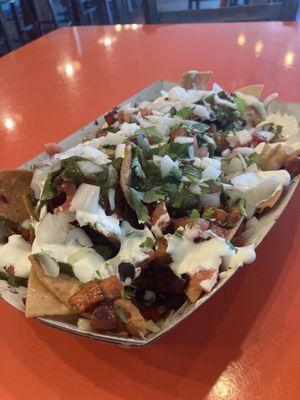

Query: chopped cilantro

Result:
[174,228,184,238]
[58,262,75,277]
[176,107,195,119]
[247,152,262,166]
[234,97,246,115]
[189,209,200,219]
[116,307,128,323]
[144,126,162,144]
[95,270,103,279]
[132,156,145,179]
[139,237,155,249]
[143,187,165,204]
[0,272,27,287]
[129,188,150,223]
[236,198,247,217]
[202,207,215,220]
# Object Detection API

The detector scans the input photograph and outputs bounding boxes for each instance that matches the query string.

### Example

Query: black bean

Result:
[118,262,135,281]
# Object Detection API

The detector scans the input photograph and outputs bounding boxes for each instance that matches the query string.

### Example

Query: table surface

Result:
[0,22,299,400]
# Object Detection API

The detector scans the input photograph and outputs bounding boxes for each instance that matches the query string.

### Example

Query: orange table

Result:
[0,22,299,400]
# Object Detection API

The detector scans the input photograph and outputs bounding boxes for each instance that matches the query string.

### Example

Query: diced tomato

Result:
[249,131,267,148]
[169,127,187,142]
[45,142,62,155]
[54,181,76,213]
[140,108,152,117]
[60,181,76,196]
[104,108,118,125]
[193,137,208,158]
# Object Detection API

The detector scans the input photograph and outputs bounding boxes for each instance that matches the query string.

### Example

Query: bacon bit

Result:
[0,193,8,204]
[150,202,170,236]
[169,127,187,142]
[193,137,208,158]
[249,131,267,148]
[140,108,152,117]
[45,142,62,155]
[104,108,118,125]
[284,156,300,177]
[154,236,171,264]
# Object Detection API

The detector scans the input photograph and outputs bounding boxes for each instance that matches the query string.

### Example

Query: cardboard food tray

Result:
[0,80,299,347]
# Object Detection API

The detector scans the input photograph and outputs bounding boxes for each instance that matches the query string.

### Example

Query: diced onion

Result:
[78,161,103,175]
[199,192,221,208]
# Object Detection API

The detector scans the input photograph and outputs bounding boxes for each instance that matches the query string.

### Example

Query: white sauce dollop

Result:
[0,235,31,278]
[70,183,121,240]
[167,233,255,281]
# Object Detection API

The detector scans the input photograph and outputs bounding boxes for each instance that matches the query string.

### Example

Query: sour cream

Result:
[166,233,255,280]
[70,183,121,240]
[0,235,31,278]
[108,222,154,271]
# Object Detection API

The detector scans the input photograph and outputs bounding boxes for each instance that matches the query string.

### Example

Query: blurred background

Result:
[0,0,299,56]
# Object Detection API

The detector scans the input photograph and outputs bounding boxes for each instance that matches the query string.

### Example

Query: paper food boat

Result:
[0,80,299,347]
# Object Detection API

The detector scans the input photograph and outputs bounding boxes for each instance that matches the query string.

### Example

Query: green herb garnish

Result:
[139,237,155,249]
[116,308,128,323]
[189,209,200,219]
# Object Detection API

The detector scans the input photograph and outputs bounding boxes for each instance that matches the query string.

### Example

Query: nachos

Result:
[1,71,299,338]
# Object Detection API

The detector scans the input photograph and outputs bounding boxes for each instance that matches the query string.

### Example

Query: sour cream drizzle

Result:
[167,233,255,278]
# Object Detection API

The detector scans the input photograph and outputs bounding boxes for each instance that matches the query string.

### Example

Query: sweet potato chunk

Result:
[69,276,123,313]
[100,276,123,301]
[69,281,104,313]
[91,301,120,332]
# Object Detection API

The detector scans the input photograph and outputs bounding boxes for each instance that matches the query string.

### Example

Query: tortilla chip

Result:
[256,189,283,213]
[120,144,134,209]
[235,84,264,98]
[260,144,290,170]
[180,70,212,90]
[29,255,81,307]
[26,268,73,318]
[0,169,33,224]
